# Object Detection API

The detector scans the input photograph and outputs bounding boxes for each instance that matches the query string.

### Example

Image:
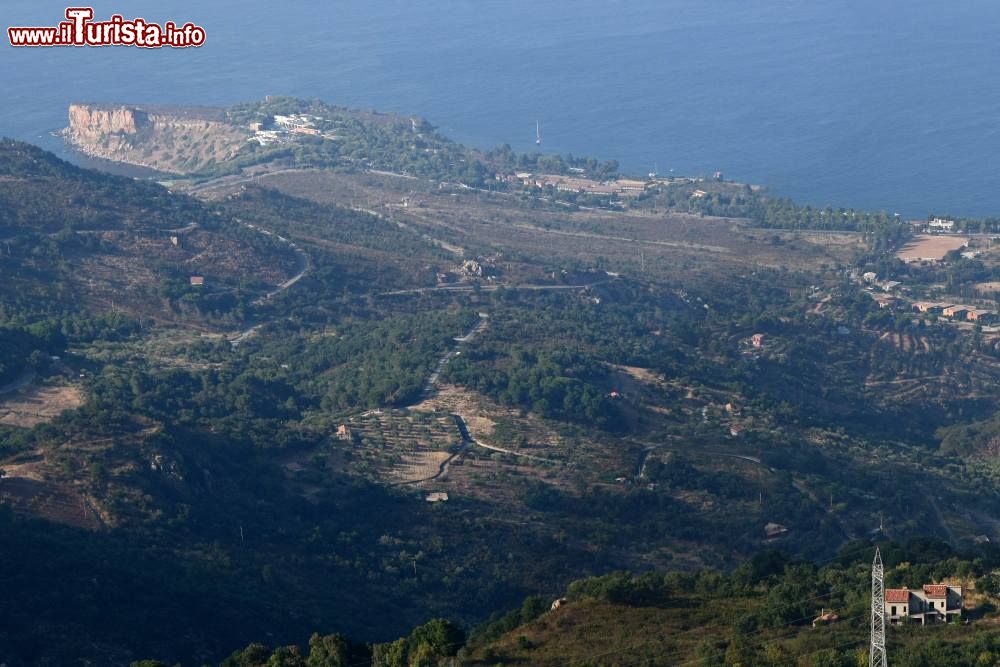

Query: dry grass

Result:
[0,383,83,427]
[251,169,864,278]
[608,364,667,389]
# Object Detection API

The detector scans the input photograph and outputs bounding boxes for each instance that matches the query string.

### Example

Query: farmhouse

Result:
[928,218,956,232]
[913,301,949,314]
[967,308,996,323]
[189,276,204,286]
[750,333,766,348]
[943,305,971,319]
[884,585,962,625]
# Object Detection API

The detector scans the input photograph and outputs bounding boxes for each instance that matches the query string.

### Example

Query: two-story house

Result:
[884,585,963,625]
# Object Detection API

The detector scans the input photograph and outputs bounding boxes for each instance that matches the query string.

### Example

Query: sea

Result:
[4,0,1000,218]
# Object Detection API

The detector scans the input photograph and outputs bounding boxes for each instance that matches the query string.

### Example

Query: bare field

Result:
[0,383,83,427]
[897,234,968,262]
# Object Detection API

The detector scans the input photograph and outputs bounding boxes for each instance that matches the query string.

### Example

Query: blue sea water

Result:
[3,0,1000,217]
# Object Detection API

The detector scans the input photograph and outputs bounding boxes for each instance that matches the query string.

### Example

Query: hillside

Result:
[64,104,247,174]
[5,100,1000,664]
[133,540,1000,666]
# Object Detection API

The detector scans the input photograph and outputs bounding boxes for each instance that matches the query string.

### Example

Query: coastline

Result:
[57,128,183,179]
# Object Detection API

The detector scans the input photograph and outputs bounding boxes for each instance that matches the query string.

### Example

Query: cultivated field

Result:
[897,234,969,262]
[338,409,463,484]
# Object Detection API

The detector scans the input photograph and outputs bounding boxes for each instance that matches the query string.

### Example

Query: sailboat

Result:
[535,120,541,145]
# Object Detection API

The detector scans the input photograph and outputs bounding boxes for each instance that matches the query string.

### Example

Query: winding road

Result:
[225,218,311,347]
[391,313,558,486]
[453,413,556,464]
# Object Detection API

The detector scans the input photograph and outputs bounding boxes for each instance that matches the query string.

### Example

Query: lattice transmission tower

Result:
[870,547,888,667]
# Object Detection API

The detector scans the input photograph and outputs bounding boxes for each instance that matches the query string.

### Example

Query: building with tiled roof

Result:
[885,589,909,603]
[923,584,948,599]
[884,584,962,625]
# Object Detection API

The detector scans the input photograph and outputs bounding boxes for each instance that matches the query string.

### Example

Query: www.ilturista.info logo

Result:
[8,7,206,48]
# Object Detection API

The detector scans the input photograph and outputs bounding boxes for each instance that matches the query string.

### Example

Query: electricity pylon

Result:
[870,547,888,667]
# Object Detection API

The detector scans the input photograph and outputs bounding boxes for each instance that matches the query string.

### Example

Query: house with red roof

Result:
[884,584,962,625]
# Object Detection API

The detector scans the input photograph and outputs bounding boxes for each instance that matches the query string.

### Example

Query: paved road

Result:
[226,218,311,346]
[421,314,489,395]
[453,413,557,464]
[253,239,310,305]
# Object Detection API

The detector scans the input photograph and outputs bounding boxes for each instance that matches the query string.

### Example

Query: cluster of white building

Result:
[249,113,339,146]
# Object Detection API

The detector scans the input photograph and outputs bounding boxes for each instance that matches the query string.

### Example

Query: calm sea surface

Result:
[4,0,1000,217]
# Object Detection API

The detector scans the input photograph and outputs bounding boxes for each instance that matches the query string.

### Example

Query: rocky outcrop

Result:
[64,103,248,174]
[68,104,146,141]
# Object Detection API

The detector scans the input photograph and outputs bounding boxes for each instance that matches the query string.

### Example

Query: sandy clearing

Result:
[897,234,968,262]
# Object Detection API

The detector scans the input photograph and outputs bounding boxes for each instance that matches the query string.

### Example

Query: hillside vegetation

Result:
[4,100,1000,664]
